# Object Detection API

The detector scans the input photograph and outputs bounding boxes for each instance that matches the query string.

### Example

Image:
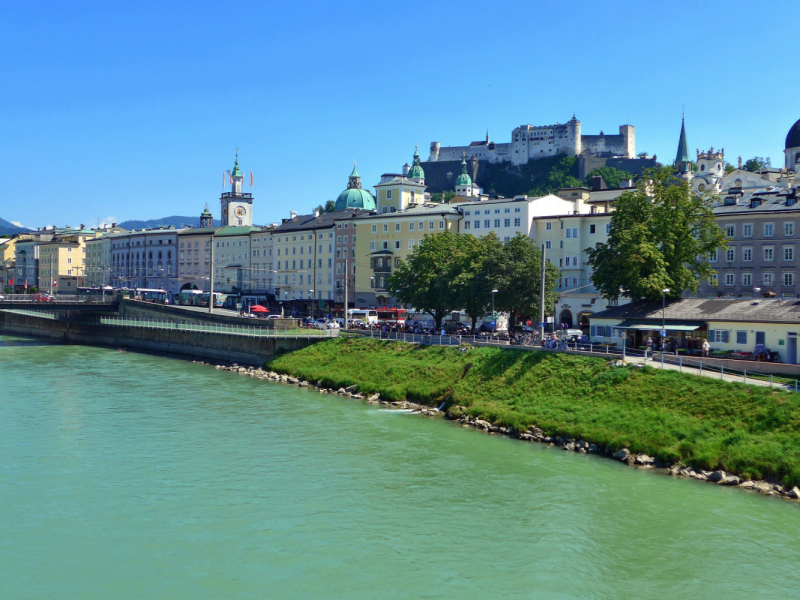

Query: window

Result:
[514,218,521,227]
[370,241,376,251]
[474,220,480,229]
[712,330,727,343]
[394,240,400,250]
[742,247,752,261]
[514,208,521,213]
[464,221,471,230]
[764,223,774,237]
[439,221,445,230]
[726,248,735,262]
[784,245,794,261]
[428,221,434,230]
[736,331,747,345]
[546,222,552,230]
[545,240,552,249]
[725,225,735,238]
[484,220,491,228]
[371,225,377,233]
[408,239,414,249]
[504,218,510,227]
[742,272,752,286]
[605,223,611,234]
[395,223,401,232]
[494,209,500,214]
[382,241,388,250]
[786,222,795,237]
[764,246,774,261]
[409,222,415,231]
[725,272,735,286]
[709,273,718,286]
[336,236,342,244]
[383,224,388,233]
[494,219,500,228]
[709,250,718,262]
[504,208,510,213]
[386,190,392,199]
[589,224,596,234]
[743,223,753,237]
[763,272,774,286]
[784,272,795,287]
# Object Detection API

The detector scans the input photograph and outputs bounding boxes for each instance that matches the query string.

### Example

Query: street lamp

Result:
[491,289,498,340]
[309,289,314,321]
[662,288,670,349]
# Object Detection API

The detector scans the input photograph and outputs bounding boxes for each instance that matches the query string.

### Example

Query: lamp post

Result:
[491,289,498,341]
[662,288,670,350]
[309,289,314,322]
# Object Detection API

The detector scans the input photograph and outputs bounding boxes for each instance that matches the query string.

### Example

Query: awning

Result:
[616,320,702,332]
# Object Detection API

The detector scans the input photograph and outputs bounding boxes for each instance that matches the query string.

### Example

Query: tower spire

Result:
[675,115,691,165]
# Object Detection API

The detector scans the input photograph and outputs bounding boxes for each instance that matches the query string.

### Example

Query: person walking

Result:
[702,339,710,358]
[646,336,653,353]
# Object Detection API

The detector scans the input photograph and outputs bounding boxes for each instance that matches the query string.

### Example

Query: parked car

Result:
[313,318,330,329]
[33,293,55,302]
[266,315,282,320]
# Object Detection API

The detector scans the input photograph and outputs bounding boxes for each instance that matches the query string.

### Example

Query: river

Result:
[2,335,800,599]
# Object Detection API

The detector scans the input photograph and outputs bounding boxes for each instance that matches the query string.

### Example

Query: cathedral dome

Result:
[408,147,425,180]
[786,119,800,149]
[334,163,376,211]
[455,157,472,187]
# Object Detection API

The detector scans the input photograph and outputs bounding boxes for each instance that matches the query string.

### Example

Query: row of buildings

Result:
[3,117,800,329]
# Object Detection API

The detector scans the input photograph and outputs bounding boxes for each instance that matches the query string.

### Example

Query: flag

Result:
[222,172,226,189]
[8,278,13,286]
[250,171,254,188]
[226,169,232,184]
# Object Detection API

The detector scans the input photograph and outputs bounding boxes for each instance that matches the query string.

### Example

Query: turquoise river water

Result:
[3,335,800,599]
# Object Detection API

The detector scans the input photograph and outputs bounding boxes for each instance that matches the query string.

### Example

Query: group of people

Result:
[645,336,711,357]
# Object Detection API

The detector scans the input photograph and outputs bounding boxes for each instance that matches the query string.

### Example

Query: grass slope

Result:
[266,338,800,486]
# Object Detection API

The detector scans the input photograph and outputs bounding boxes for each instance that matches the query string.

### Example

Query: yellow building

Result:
[354,203,461,306]
[373,147,429,214]
[38,241,83,294]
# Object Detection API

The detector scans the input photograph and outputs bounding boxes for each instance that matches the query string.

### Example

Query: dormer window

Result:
[750,199,762,208]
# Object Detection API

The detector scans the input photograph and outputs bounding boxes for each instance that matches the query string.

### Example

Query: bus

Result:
[174,290,204,306]
[376,307,407,325]
[348,309,378,325]
[135,288,168,304]
[76,286,114,299]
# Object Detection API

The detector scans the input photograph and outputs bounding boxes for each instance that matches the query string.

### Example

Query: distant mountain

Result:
[117,216,222,230]
[0,217,32,236]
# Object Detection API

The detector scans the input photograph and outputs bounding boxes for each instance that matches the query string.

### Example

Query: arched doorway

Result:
[180,282,199,291]
[559,309,573,329]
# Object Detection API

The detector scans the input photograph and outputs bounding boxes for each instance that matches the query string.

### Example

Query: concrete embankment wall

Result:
[0,312,322,365]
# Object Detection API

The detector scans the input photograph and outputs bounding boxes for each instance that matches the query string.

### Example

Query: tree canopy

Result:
[586,166,726,302]
[584,166,633,189]
[743,156,771,172]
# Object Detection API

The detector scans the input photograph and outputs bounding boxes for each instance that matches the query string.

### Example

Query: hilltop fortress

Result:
[428,116,635,166]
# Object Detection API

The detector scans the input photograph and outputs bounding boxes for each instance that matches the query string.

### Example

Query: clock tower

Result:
[220,152,253,227]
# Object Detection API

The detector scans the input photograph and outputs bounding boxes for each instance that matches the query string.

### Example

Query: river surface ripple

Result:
[2,336,800,599]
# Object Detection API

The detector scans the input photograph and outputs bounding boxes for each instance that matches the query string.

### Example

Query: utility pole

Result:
[344,255,348,329]
[539,243,546,343]
[208,234,215,314]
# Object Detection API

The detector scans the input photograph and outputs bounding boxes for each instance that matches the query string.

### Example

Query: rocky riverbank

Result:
[195,358,800,503]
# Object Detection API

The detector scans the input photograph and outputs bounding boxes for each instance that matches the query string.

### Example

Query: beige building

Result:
[250,226,277,294]
[38,240,83,293]
[212,226,259,293]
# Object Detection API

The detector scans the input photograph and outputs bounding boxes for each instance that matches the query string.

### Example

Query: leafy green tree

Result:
[453,233,504,331]
[528,156,582,196]
[387,231,470,330]
[492,234,561,330]
[743,156,771,172]
[313,204,324,215]
[586,166,726,302]
[584,166,633,189]
[324,200,336,213]
[431,191,457,203]
[3,286,11,294]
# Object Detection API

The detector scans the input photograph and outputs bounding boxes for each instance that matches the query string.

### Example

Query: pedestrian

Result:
[702,339,710,358]
[646,336,653,353]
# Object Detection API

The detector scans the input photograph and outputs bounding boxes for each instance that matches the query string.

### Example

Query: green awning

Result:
[616,320,702,332]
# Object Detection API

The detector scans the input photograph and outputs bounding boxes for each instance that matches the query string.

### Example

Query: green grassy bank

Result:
[266,338,800,486]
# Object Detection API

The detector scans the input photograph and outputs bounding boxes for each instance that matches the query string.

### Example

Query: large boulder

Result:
[612,448,631,461]
[708,471,727,483]
[634,454,655,465]
[788,487,800,500]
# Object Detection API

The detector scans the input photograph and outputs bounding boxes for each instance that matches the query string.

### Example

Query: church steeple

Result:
[347,161,362,190]
[675,116,691,166]
[200,204,213,228]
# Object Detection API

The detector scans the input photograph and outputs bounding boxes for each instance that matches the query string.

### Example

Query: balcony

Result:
[221,192,253,200]
[373,265,392,273]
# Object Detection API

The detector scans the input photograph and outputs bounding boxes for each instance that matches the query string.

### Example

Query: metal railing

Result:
[94,316,340,338]
[0,294,115,304]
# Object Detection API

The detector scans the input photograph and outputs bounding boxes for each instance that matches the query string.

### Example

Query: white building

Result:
[109,227,183,293]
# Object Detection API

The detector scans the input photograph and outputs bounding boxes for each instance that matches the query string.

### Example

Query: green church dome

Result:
[408,146,425,180]
[455,158,472,187]
[334,162,376,211]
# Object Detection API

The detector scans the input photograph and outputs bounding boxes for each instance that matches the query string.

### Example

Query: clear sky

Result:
[1,0,797,229]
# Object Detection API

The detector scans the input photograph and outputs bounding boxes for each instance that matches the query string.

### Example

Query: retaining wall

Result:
[119,300,300,330]
[0,311,321,365]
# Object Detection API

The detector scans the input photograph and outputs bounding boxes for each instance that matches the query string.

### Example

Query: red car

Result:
[33,293,55,302]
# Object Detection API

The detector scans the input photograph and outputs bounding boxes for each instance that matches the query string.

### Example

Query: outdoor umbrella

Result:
[250,305,269,313]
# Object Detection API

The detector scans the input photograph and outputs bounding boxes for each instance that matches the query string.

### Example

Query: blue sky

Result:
[1,0,797,229]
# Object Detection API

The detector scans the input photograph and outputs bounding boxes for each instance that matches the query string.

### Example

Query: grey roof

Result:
[178,226,225,236]
[274,209,372,233]
[713,187,798,215]
[593,298,800,325]
[355,203,460,220]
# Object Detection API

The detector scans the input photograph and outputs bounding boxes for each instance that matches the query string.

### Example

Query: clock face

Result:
[235,206,247,218]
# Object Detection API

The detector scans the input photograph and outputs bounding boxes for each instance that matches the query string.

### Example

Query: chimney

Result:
[314,208,320,217]
[619,179,633,188]
[80,224,85,229]
[112,223,117,228]
[591,176,607,191]
[290,211,297,220]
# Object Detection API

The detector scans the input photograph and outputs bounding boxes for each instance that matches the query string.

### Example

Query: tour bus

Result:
[173,290,204,306]
[376,306,407,325]
[348,309,378,325]
[135,288,169,304]
[76,286,114,299]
